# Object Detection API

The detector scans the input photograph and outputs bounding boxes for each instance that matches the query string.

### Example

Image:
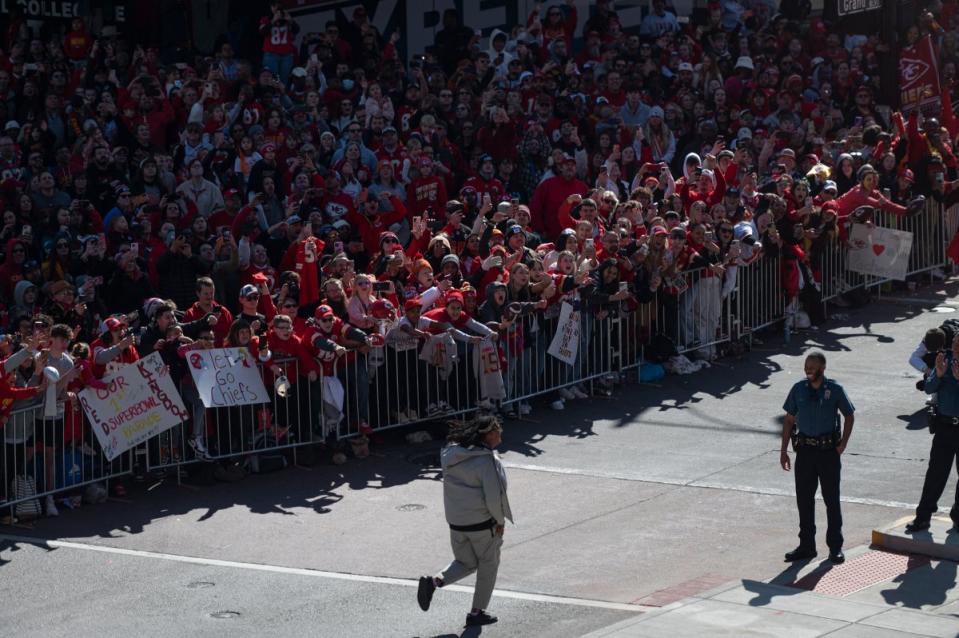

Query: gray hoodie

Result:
[441,444,513,527]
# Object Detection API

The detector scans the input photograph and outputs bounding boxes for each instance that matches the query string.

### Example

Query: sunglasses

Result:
[318,317,334,323]
[357,281,371,287]
[56,242,69,248]
[245,293,260,299]
[383,238,399,244]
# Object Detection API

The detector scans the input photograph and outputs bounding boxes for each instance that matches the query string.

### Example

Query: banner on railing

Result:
[187,347,270,408]
[547,302,581,365]
[847,224,914,281]
[79,352,190,461]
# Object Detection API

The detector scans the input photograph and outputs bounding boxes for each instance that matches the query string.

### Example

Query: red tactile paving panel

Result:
[789,550,930,597]
[632,573,731,606]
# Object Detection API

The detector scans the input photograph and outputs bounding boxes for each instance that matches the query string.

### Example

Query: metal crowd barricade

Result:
[146,356,322,473]
[347,337,486,435]
[2,401,134,518]
[874,198,947,279]
[664,267,731,356]
[735,254,784,336]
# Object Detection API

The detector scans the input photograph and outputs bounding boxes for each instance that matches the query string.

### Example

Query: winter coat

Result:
[441,443,513,527]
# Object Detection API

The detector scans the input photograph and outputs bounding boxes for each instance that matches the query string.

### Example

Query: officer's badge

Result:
[824,389,831,400]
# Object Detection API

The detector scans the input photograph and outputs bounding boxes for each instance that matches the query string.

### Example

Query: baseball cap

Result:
[240,284,259,298]
[314,305,335,319]
[404,298,423,311]
[649,105,664,119]
[678,62,694,72]
[103,316,127,333]
[446,291,465,306]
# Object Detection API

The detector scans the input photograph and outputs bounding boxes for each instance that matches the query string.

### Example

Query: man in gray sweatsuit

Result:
[417,415,512,627]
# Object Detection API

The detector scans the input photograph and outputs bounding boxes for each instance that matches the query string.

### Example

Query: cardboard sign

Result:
[79,352,189,462]
[187,347,270,408]
[547,302,581,365]
[847,224,914,281]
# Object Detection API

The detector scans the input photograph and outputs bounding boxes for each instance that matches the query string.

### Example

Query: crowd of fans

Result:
[0,0,957,515]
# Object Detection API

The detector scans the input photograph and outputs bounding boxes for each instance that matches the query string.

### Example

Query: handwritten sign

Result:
[79,352,189,462]
[547,302,581,365]
[187,347,269,408]
[847,224,914,281]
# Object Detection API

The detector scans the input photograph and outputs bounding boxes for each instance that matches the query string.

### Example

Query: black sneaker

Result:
[417,576,435,611]
[465,611,498,627]
[784,546,817,562]
[905,519,931,533]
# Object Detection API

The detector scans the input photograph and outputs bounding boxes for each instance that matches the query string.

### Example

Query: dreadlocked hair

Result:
[446,414,502,447]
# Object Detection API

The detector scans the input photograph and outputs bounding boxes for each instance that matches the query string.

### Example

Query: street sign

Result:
[837,0,883,16]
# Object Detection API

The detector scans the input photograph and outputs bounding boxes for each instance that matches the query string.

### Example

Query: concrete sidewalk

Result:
[583,535,959,637]
[583,579,959,637]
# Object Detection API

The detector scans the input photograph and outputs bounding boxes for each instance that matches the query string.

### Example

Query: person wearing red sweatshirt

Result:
[344,189,408,255]
[63,18,93,63]
[834,164,923,223]
[182,277,234,345]
[264,313,318,438]
[303,304,373,434]
[529,155,588,239]
[406,157,449,219]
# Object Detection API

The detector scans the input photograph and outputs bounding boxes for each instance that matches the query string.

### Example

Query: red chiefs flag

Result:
[900,35,941,116]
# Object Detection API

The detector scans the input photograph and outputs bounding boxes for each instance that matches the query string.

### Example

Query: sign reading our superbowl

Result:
[837,0,882,16]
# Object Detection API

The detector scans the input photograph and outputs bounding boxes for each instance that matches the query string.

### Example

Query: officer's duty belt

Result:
[793,431,839,450]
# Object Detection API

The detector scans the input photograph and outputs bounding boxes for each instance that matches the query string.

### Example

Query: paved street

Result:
[4,282,959,637]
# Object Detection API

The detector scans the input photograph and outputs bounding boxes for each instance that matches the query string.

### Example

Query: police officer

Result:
[781,351,855,564]
[417,415,512,627]
[905,334,959,532]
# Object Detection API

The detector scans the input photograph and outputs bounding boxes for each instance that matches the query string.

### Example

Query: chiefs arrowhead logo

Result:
[900,57,929,88]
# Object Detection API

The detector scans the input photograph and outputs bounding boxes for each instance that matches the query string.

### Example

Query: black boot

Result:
[465,611,498,626]
[417,576,436,611]
[904,518,931,533]
[784,546,817,562]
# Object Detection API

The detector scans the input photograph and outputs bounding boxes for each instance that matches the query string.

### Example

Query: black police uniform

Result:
[783,377,855,553]
[914,353,959,527]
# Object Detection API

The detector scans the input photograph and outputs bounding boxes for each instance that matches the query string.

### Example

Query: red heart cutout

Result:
[872,244,885,256]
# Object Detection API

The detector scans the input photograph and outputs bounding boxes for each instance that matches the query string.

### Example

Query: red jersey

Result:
[406,176,449,218]
[463,175,506,204]
[259,17,298,56]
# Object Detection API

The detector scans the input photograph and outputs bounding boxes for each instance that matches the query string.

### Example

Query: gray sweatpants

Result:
[436,527,503,611]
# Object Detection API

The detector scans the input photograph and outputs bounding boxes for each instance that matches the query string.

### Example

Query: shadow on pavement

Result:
[898,408,931,431]
[880,557,958,609]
